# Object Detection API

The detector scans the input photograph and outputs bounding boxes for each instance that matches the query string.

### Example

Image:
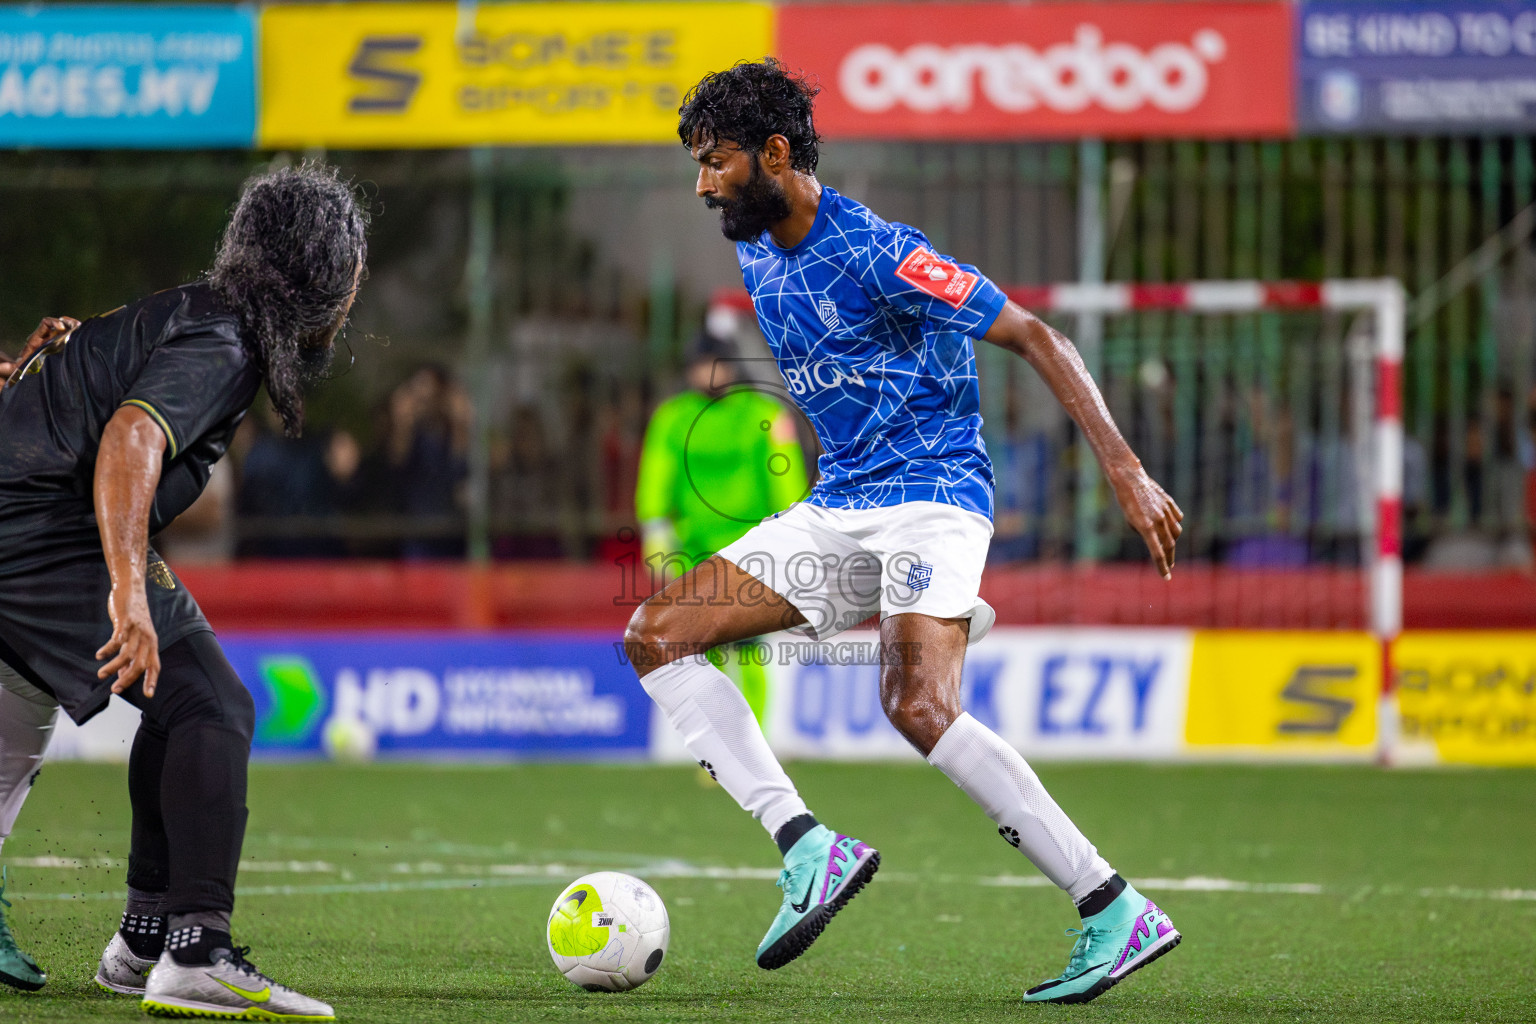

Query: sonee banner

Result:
[258,2,772,148]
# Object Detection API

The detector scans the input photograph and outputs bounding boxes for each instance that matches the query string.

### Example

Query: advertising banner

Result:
[0,4,255,148]
[706,627,1193,761]
[1299,0,1536,133]
[775,2,1293,140]
[222,633,652,760]
[1393,632,1536,766]
[258,2,772,148]
[1185,631,1380,757]
[44,628,1534,766]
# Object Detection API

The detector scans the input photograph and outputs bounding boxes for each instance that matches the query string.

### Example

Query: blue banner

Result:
[223,633,651,760]
[0,5,254,148]
[1300,0,1536,133]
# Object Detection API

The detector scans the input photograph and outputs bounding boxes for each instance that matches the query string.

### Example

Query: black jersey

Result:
[0,282,261,574]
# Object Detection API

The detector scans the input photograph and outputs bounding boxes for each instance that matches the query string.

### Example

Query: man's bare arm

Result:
[983,300,1183,578]
[94,404,167,696]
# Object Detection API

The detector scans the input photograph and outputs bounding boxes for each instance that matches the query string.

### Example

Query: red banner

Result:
[776,2,1294,139]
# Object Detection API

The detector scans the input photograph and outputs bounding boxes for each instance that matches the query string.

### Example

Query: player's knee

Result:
[880,670,958,756]
[626,597,722,676]
[882,697,944,752]
[624,599,676,675]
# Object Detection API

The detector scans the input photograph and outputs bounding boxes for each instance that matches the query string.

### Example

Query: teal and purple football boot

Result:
[756,825,879,969]
[1023,885,1179,1004]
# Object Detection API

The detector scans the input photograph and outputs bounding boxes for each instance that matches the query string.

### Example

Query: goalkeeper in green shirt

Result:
[636,331,807,723]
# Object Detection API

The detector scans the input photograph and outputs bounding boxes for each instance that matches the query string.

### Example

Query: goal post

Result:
[1008,278,1407,756]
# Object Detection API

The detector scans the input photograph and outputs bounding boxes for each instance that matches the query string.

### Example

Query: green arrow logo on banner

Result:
[255,656,328,745]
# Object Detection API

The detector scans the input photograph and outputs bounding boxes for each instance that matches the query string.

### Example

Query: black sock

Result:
[1075,873,1128,919]
[773,813,820,857]
[166,925,233,967]
[119,912,166,960]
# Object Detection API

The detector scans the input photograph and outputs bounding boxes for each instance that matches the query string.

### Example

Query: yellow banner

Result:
[258,3,774,147]
[1185,631,1379,755]
[1393,632,1536,766]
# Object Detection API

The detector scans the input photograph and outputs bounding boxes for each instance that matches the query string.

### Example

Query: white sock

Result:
[927,713,1113,901]
[0,663,59,854]
[641,655,809,838]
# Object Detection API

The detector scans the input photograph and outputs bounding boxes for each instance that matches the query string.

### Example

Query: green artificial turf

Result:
[0,761,1532,1023]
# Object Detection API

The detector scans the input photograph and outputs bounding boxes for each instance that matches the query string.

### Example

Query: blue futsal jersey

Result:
[737,186,1007,520]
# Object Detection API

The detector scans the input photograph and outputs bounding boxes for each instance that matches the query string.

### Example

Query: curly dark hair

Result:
[209,162,369,438]
[677,58,821,173]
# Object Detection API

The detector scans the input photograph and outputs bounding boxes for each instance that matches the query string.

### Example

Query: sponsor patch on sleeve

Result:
[894,248,980,309]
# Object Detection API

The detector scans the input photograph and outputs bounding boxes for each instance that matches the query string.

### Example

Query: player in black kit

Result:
[0,162,367,1020]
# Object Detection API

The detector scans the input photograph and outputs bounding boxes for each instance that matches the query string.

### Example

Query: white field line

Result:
[10,857,1536,904]
[10,857,342,873]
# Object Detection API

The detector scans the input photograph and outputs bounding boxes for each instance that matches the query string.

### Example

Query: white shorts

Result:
[717,500,996,645]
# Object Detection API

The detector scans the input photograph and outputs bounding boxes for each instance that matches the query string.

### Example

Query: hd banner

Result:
[1300,0,1536,133]
[775,2,1294,139]
[258,2,772,148]
[0,4,255,147]
[223,633,653,760]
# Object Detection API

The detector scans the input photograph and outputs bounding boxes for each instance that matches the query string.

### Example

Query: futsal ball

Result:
[546,871,670,992]
[321,715,377,763]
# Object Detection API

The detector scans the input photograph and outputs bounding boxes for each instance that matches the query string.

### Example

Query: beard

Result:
[297,334,338,379]
[704,156,792,243]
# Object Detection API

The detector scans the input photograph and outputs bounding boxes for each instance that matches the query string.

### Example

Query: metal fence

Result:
[0,140,1530,567]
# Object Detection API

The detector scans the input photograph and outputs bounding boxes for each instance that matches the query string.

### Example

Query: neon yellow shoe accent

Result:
[214,977,271,1003]
[141,998,333,1021]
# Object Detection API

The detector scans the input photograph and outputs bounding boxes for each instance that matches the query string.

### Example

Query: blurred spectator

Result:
[1523,387,1536,566]
[1402,431,1431,564]
[1489,387,1530,566]
[594,381,646,562]
[991,386,1052,562]
[381,364,470,559]
[492,403,563,559]
[1226,387,1307,567]
[234,406,341,558]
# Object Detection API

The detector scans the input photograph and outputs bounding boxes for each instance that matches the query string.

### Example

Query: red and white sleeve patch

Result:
[894,249,980,309]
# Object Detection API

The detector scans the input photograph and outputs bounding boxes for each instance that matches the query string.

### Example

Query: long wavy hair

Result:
[208,162,369,437]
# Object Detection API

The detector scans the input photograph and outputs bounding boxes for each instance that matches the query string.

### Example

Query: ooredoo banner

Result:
[775,2,1294,139]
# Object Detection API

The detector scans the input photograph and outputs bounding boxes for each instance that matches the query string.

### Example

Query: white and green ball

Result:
[320,715,377,762]
[546,871,670,992]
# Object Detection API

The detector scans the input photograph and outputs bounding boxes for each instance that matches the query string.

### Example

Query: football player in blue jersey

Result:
[624,59,1184,1004]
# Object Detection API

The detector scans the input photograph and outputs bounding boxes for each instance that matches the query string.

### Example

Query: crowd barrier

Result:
[170,562,1536,632]
[49,626,1536,768]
